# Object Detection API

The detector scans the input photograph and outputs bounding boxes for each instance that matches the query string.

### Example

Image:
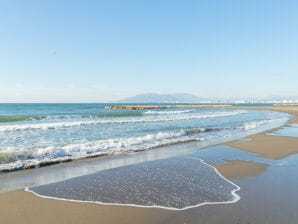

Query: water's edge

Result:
[0,110,291,193]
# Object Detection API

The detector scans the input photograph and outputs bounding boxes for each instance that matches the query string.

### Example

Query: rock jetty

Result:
[105,105,233,110]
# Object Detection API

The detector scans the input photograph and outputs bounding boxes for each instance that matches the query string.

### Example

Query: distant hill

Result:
[118,93,204,103]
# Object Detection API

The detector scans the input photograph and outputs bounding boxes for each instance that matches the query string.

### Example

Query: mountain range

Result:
[118,93,203,103]
[117,93,298,103]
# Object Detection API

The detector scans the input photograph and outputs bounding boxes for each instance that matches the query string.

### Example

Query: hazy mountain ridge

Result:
[117,93,298,104]
[118,93,204,103]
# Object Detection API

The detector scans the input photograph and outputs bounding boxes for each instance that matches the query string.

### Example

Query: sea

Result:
[0,103,290,173]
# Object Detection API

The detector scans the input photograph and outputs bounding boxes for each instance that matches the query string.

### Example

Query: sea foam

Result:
[0,110,247,133]
[0,128,207,172]
[143,109,194,115]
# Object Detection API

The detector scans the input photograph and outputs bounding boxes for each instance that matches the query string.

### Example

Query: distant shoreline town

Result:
[117,93,298,105]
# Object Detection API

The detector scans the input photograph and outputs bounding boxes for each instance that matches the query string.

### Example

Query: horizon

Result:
[1,0,298,102]
[0,92,298,104]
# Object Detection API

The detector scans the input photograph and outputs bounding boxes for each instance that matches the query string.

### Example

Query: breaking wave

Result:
[0,116,288,172]
[0,128,214,172]
[143,109,194,115]
[0,110,247,133]
[243,118,284,130]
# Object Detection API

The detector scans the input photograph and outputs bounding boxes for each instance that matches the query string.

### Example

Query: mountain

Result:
[118,93,204,103]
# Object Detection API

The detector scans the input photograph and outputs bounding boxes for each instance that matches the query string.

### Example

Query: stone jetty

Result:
[105,105,233,110]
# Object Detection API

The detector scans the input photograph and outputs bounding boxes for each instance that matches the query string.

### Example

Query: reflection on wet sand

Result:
[210,160,268,179]
[227,133,298,159]
[28,156,239,210]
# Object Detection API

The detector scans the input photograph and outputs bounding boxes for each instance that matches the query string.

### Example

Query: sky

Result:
[0,0,297,102]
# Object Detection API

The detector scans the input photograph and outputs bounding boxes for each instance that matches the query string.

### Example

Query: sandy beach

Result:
[2,0,298,222]
[227,133,298,159]
[1,105,298,224]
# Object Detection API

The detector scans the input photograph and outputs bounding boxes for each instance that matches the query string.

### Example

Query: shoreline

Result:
[1,105,298,223]
[0,106,290,174]
[24,158,241,211]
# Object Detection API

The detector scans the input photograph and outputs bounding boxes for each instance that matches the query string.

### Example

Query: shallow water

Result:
[27,144,281,210]
[28,154,239,210]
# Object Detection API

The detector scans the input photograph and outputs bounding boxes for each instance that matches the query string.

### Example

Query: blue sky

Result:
[0,0,297,102]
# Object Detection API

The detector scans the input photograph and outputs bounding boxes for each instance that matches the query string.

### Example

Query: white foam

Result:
[0,110,247,133]
[33,130,199,157]
[0,130,202,172]
[143,109,194,115]
[243,118,284,130]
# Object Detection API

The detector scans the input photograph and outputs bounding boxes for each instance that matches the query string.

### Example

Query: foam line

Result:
[0,117,288,172]
[243,118,285,130]
[143,109,194,115]
[0,110,247,133]
[0,128,206,172]
[25,159,240,211]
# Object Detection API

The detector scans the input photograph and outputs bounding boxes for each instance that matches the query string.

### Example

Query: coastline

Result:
[1,105,298,223]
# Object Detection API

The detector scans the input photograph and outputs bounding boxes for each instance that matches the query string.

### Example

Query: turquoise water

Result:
[0,104,289,172]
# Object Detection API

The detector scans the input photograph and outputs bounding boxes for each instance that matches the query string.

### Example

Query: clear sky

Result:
[0,0,297,102]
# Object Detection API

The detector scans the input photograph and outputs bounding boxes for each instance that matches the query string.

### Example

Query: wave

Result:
[91,111,144,118]
[143,109,194,115]
[0,112,144,124]
[0,109,235,124]
[242,118,284,130]
[0,115,46,123]
[0,128,213,172]
[41,113,144,121]
[0,110,247,133]
[0,116,287,172]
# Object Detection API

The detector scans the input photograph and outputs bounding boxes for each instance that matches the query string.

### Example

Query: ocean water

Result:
[0,104,290,172]
[25,145,285,210]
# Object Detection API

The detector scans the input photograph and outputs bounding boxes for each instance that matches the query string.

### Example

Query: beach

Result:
[1,105,298,224]
[2,0,298,222]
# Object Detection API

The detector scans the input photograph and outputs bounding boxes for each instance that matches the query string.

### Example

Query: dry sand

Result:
[1,105,298,224]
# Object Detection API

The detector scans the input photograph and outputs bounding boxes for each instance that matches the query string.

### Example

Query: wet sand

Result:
[210,160,268,179]
[227,133,298,159]
[0,190,167,224]
[225,106,298,159]
[1,105,298,224]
